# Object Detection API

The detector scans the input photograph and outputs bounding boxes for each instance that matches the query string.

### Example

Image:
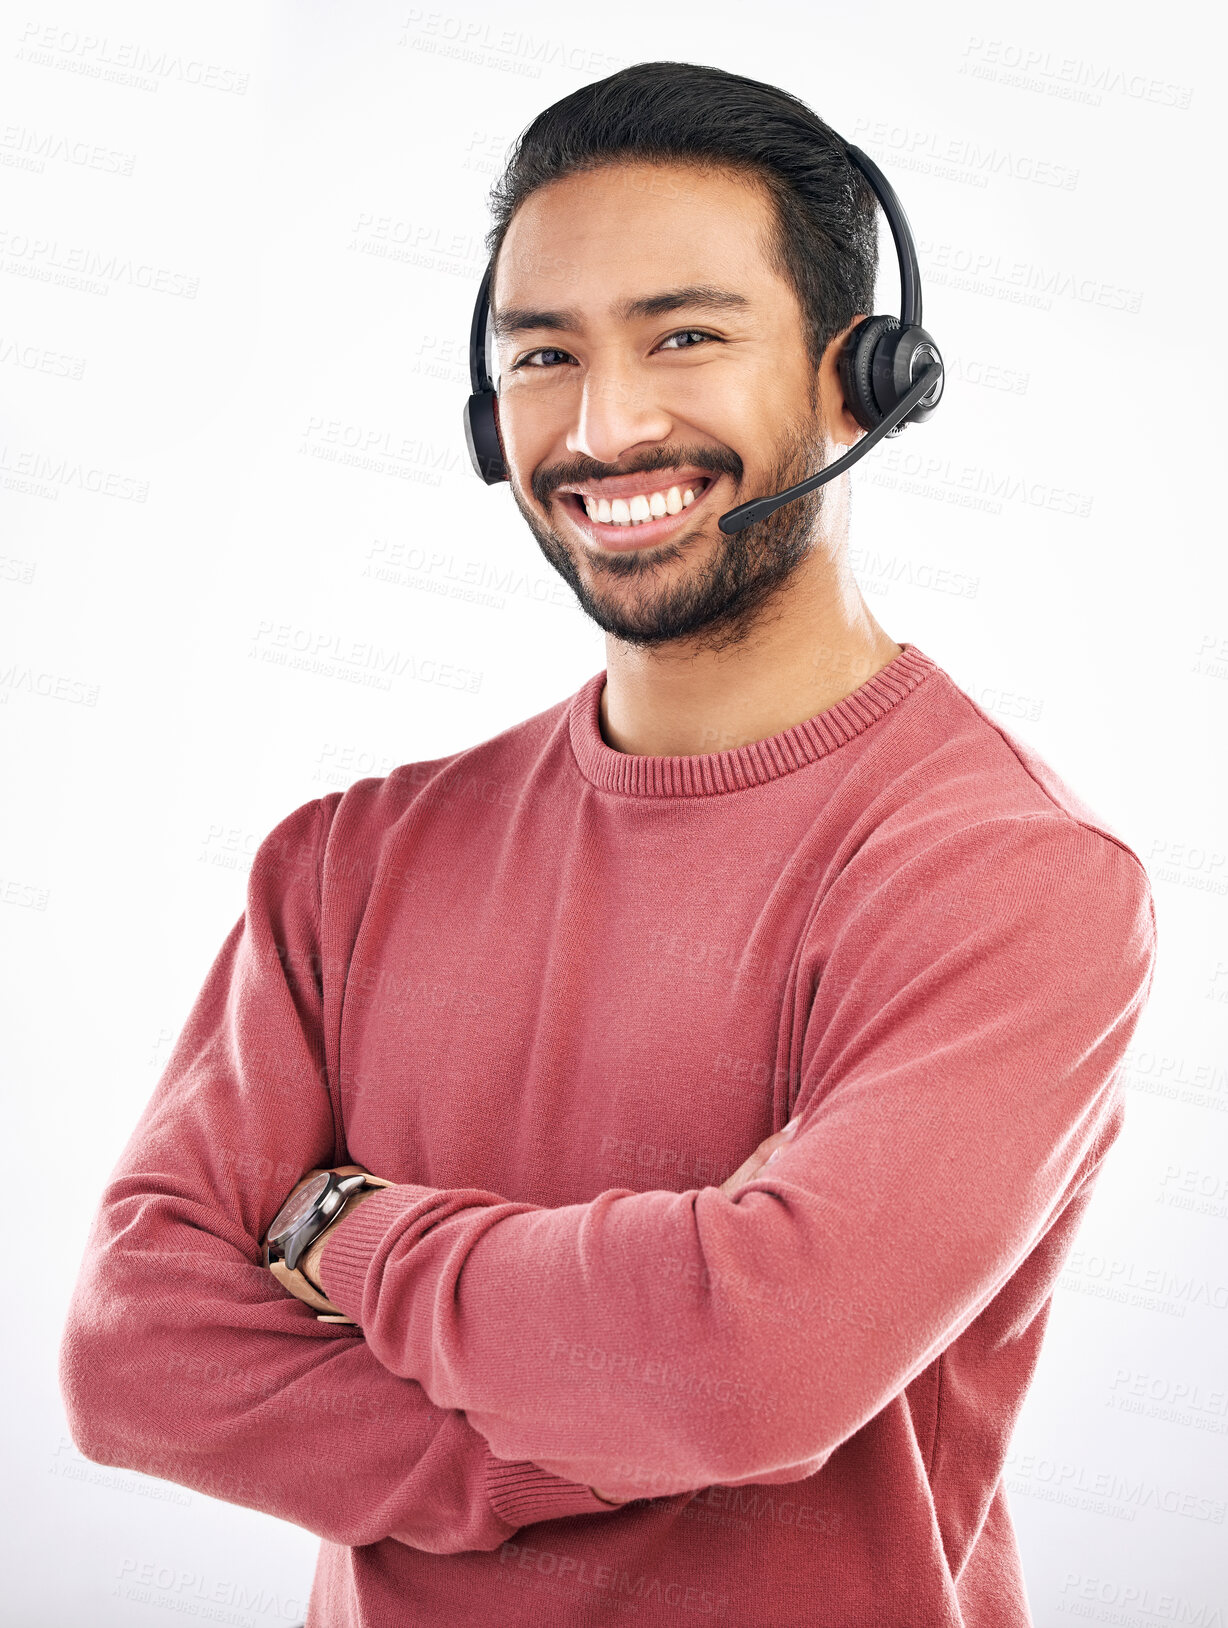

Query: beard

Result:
[508,407,832,656]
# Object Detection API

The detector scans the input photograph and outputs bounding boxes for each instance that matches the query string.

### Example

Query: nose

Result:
[566,359,675,469]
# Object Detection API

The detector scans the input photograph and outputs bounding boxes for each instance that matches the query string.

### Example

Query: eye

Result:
[510,329,721,370]
[657,328,720,351]
[511,347,574,371]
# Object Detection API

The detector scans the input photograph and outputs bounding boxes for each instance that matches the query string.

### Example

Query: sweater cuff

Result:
[315,1182,440,1320]
[482,1445,626,1527]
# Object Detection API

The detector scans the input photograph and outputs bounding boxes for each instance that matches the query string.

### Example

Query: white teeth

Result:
[577,479,706,526]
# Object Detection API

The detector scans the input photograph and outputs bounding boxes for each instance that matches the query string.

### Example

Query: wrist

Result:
[264,1166,394,1323]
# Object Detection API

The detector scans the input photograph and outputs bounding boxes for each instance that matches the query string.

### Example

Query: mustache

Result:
[533,448,742,506]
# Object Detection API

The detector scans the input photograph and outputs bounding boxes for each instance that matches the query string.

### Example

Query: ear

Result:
[822,312,871,448]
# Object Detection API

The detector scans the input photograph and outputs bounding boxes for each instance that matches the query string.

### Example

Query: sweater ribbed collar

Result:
[568,642,938,797]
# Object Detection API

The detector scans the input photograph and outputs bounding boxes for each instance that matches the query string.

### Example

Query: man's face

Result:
[491,161,859,654]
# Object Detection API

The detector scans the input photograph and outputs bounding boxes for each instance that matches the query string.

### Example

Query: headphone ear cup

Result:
[875,323,944,427]
[837,314,900,431]
[463,390,507,485]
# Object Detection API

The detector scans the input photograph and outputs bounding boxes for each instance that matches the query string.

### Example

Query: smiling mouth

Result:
[556,476,719,549]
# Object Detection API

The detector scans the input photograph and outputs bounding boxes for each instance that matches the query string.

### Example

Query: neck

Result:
[598,539,902,758]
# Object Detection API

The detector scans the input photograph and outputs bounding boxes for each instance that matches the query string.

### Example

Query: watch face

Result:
[269,1170,331,1248]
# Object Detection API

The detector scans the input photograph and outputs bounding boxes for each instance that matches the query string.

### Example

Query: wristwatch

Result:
[263,1169,393,1324]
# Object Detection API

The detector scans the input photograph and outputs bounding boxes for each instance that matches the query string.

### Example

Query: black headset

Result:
[463,138,943,535]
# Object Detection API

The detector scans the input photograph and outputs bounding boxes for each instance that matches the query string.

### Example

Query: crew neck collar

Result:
[568,643,938,797]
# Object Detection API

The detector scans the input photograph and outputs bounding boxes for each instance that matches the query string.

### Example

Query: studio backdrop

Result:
[4,1,1224,1624]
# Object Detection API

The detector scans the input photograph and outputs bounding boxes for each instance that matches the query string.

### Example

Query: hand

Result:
[589,1485,629,1506]
[718,1116,801,1198]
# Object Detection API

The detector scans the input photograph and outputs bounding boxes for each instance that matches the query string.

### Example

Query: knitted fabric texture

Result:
[59,643,1157,1626]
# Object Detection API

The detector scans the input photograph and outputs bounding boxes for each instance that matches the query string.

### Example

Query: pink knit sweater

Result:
[59,643,1157,1626]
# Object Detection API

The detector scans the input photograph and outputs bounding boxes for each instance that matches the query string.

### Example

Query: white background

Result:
[4,1,1225,1622]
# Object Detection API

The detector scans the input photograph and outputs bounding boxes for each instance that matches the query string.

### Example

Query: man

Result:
[60,62,1156,1627]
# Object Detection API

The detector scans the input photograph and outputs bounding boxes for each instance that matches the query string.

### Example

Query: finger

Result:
[720,1145,773,1191]
[718,1132,787,1195]
[718,1156,760,1195]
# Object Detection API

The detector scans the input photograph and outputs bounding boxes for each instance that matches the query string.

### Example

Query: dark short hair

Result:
[485,60,879,380]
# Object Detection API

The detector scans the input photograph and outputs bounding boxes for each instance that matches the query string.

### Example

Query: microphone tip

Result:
[718,502,767,535]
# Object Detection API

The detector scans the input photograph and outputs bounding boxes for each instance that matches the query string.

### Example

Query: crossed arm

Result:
[61,796,1156,1541]
[252,816,1155,1506]
[292,1169,630,1506]
[285,1124,798,1505]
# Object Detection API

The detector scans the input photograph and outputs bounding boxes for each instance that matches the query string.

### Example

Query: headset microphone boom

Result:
[462,139,944,535]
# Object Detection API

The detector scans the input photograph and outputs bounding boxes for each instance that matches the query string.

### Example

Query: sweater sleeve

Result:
[56,794,619,1550]
[315,815,1158,1502]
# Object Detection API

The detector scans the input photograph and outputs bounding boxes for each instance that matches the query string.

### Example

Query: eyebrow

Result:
[490,284,752,340]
